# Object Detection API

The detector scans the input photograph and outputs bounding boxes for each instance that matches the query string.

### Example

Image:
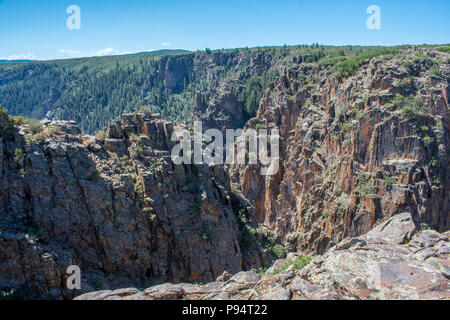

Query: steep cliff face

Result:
[0,114,243,299]
[234,47,449,254]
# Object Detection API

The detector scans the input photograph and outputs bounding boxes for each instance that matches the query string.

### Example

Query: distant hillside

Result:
[0,45,427,134]
[0,59,34,64]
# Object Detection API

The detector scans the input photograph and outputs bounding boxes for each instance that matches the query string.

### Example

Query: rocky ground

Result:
[75,213,449,300]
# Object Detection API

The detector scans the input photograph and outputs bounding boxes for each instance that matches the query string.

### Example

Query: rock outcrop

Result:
[233,47,449,255]
[0,114,243,299]
[75,213,449,300]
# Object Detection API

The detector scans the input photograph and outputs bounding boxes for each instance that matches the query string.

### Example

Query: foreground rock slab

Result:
[76,213,449,300]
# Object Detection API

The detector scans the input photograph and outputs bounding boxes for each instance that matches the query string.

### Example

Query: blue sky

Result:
[0,0,449,60]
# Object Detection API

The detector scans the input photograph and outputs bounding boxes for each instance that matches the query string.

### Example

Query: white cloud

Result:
[0,53,38,60]
[95,47,116,55]
[161,42,171,47]
[58,49,83,58]
[57,47,126,59]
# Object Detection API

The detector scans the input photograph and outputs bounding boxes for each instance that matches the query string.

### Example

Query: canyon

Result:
[0,45,448,299]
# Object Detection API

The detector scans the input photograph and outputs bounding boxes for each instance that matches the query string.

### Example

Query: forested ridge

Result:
[0,45,417,134]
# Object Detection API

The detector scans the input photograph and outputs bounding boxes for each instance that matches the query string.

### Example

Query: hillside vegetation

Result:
[0,45,418,134]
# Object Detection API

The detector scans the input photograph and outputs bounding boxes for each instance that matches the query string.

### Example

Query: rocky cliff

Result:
[233,46,449,255]
[0,114,249,299]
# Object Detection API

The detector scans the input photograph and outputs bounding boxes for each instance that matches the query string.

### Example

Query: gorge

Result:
[0,44,448,300]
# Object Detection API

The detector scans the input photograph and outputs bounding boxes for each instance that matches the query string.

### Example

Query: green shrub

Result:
[338,120,352,131]
[336,48,400,77]
[420,222,431,230]
[433,178,441,186]
[241,224,256,249]
[236,211,256,249]
[428,159,437,167]
[391,94,429,120]
[437,46,450,54]
[13,116,26,126]
[47,126,60,137]
[28,120,43,134]
[257,267,266,277]
[383,175,397,187]
[130,144,145,159]
[18,168,26,178]
[293,255,311,270]
[395,77,415,92]
[271,259,293,275]
[430,66,442,77]
[187,185,199,194]
[359,179,375,197]
[422,136,434,146]
[139,105,153,116]
[0,105,14,138]
[0,286,38,300]
[14,148,25,164]
[271,244,287,259]
[403,61,414,73]
[193,201,202,213]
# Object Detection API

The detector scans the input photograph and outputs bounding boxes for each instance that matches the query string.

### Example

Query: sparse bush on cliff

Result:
[271,244,287,259]
[293,255,311,270]
[14,148,25,165]
[389,94,429,120]
[270,255,311,275]
[95,130,107,141]
[28,120,43,134]
[335,47,401,77]
[357,177,376,197]
[437,46,450,54]
[383,175,398,188]
[0,105,14,138]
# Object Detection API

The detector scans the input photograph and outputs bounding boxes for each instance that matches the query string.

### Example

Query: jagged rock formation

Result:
[75,213,449,300]
[234,46,449,254]
[0,114,244,299]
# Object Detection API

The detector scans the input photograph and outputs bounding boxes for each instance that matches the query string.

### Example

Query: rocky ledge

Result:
[75,212,449,300]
